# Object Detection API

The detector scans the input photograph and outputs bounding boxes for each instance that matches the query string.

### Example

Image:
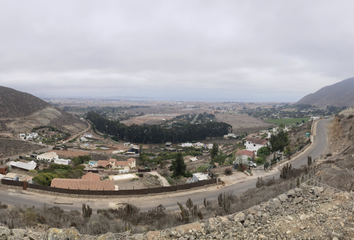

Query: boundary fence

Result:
[1,178,216,196]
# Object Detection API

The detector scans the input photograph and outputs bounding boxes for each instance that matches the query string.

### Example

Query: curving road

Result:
[0,119,331,212]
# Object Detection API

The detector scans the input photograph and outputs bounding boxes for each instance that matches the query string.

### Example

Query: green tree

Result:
[269,129,289,152]
[210,143,219,160]
[257,146,270,157]
[169,153,186,178]
[32,173,58,186]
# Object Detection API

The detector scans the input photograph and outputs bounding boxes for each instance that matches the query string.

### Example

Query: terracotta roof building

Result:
[245,138,268,145]
[244,137,269,154]
[82,172,100,181]
[236,150,255,158]
[51,178,114,191]
[97,158,136,170]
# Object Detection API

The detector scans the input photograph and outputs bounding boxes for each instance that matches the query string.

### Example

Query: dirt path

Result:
[149,171,171,187]
[65,119,91,142]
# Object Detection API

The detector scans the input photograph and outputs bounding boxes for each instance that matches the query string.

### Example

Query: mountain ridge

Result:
[0,85,87,134]
[297,77,354,107]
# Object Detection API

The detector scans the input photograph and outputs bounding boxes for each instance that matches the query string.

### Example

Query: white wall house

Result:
[54,159,71,165]
[192,173,209,182]
[9,161,36,171]
[244,138,268,154]
[37,152,59,161]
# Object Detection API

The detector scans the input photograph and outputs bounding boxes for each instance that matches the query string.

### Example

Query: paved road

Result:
[0,118,331,212]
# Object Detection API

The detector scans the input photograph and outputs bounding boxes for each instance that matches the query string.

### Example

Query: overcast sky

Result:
[0,1,353,102]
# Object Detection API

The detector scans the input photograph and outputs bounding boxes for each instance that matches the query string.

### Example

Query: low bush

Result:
[224,168,232,175]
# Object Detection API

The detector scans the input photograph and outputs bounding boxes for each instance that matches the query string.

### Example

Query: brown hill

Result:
[297,77,354,107]
[0,86,87,134]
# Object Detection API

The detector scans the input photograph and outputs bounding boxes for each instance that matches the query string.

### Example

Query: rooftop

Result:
[236,149,255,157]
[246,137,268,145]
[51,178,114,191]
[81,172,100,181]
[9,161,36,171]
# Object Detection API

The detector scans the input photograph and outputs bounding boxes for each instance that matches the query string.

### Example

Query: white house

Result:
[194,142,204,147]
[54,159,71,165]
[181,142,193,147]
[244,138,268,154]
[9,161,36,171]
[192,173,209,182]
[190,157,198,162]
[37,152,59,161]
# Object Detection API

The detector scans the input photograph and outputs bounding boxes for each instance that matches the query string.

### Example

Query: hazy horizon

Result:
[1,1,353,102]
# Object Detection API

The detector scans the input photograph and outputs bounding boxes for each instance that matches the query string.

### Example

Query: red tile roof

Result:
[246,138,268,145]
[127,158,136,163]
[98,160,110,167]
[82,172,100,181]
[236,150,255,157]
[51,179,114,191]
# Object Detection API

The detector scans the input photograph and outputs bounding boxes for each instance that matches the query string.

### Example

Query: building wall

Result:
[245,142,265,154]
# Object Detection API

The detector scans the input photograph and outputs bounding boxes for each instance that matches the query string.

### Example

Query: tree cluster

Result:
[269,128,289,152]
[87,111,231,144]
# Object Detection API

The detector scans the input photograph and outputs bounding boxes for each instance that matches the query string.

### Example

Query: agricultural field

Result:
[215,113,274,134]
[264,117,310,125]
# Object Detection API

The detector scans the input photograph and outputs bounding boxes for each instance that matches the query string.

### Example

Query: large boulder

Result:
[234,212,246,222]
[0,227,10,240]
[47,228,81,240]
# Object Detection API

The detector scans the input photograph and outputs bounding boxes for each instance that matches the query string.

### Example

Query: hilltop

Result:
[0,86,87,134]
[297,77,354,107]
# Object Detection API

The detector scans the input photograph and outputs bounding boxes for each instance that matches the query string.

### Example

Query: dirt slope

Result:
[0,86,87,134]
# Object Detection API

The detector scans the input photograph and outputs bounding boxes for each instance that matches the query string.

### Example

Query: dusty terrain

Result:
[0,138,44,159]
[49,150,91,158]
[215,113,274,134]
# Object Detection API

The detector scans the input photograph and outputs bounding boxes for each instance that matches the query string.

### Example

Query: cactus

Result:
[307,156,312,166]
[177,202,189,223]
[256,177,264,188]
[186,198,193,211]
[280,163,292,179]
[217,193,231,213]
[197,210,203,220]
[8,218,14,229]
[82,204,92,218]
[193,204,198,217]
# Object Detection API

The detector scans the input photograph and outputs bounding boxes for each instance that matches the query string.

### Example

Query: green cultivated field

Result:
[264,117,310,125]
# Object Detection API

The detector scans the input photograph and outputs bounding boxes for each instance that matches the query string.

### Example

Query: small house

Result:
[54,159,71,165]
[9,161,37,171]
[165,142,172,147]
[192,173,209,182]
[0,165,8,175]
[37,152,59,162]
[190,157,198,162]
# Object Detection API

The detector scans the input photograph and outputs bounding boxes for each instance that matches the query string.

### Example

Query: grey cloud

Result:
[0,0,353,101]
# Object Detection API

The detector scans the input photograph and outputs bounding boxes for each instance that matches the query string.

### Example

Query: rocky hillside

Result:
[0,86,87,134]
[0,183,351,239]
[0,139,43,159]
[314,107,354,191]
[126,183,352,240]
[297,77,354,107]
